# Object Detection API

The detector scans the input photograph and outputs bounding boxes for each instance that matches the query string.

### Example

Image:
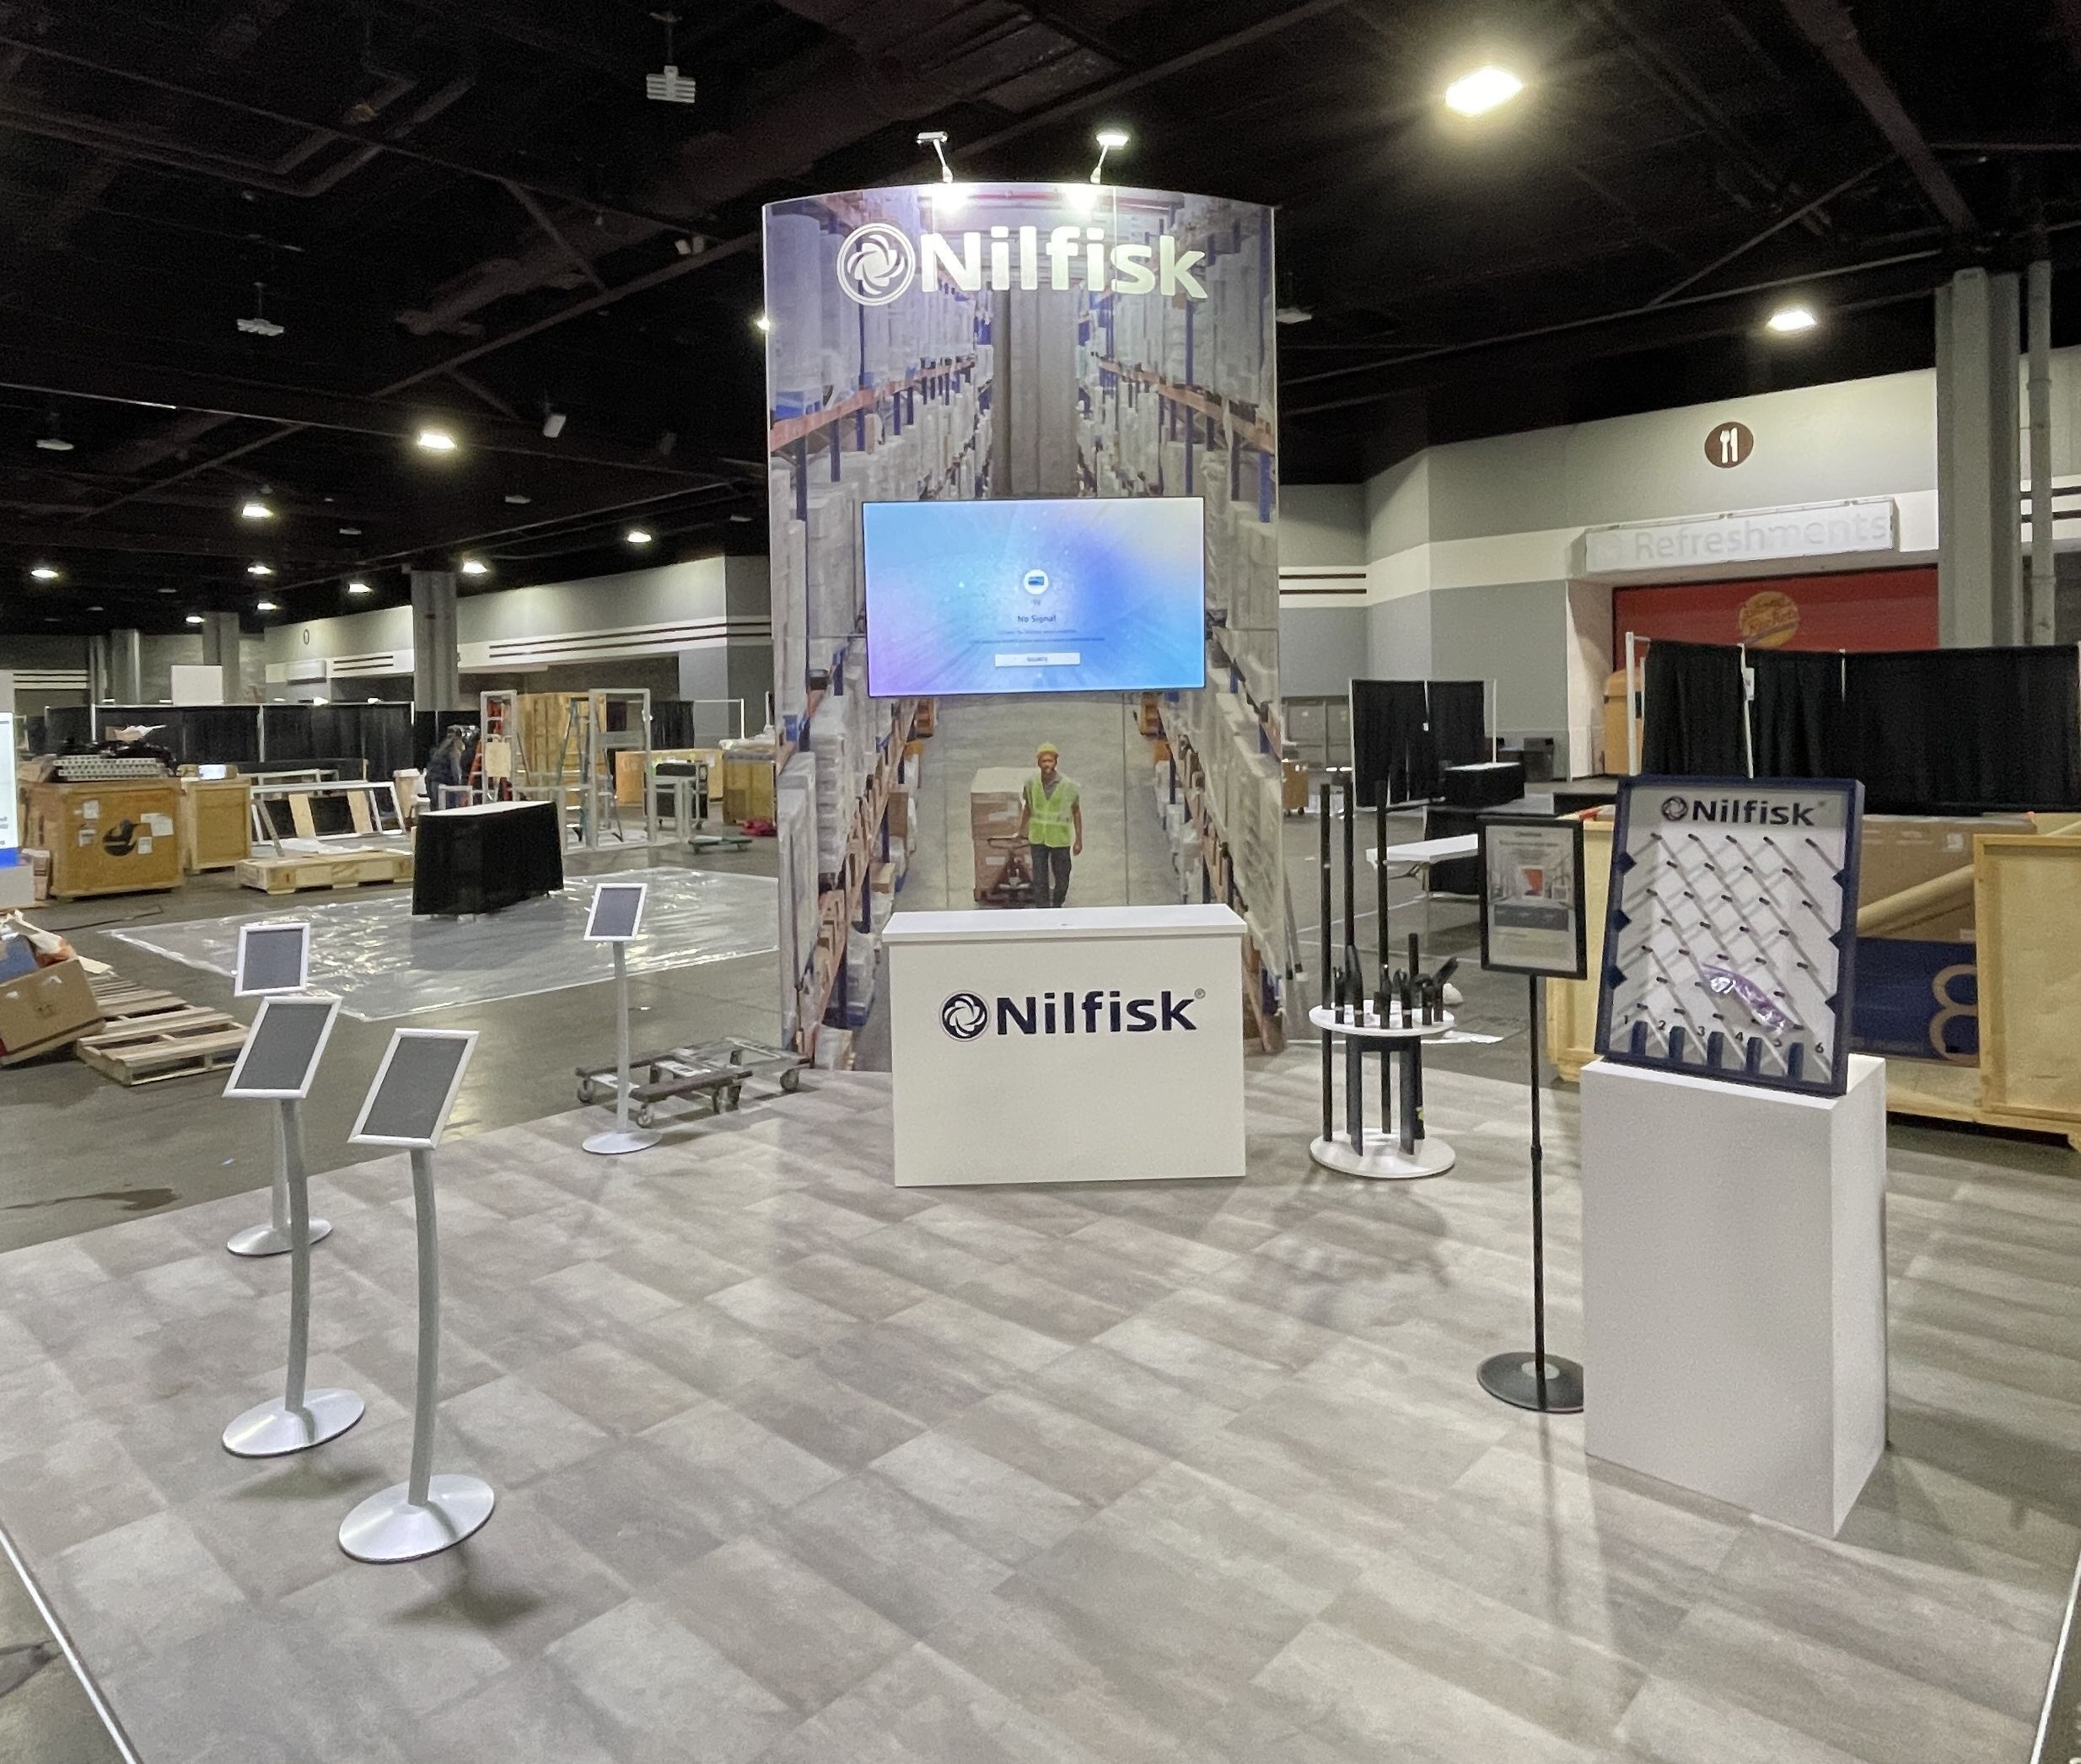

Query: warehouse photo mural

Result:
[764,182,1281,1067]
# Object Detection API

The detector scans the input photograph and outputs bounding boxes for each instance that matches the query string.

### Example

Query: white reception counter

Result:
[881,904,1248,1187]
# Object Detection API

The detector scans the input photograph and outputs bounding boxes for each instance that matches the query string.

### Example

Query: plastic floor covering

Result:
[108,865,779,1020]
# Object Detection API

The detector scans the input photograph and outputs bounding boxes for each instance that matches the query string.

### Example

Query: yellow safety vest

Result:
[1024,775,1078,847]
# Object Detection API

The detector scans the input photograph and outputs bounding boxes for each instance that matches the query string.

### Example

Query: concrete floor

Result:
[0,1054,2075,1761]
[3,840,782,1258]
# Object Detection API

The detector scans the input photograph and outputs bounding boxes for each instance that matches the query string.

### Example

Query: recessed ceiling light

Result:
[247,562,274,576]
[625,527,655,546]
[728,513,753,523]
[255,600,279,611]
[185,613,205,625]
[338,525,363,535]
[239,498,274,520]
[503,492,532,506]
[460,557,490,576]
[35,435,74,452]
[1766,304,1818,333]
[88,604,103,611]
[158,587,176,595]
[540,409,567,439]
[347,579,373,594]
[1444,65,1524,117]
[30,564,60,580]
[416,427,459,452]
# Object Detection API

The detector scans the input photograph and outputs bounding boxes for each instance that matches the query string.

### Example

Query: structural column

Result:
[410,570,460,713]
[1934,267,2022,648]
[2027,255,2056,644]
[109,627,142,702]
[199,611,244,702]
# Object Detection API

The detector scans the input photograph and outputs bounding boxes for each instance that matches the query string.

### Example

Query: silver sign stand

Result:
[221,995,363,1455]
[338,1028,494,1562]
[227,919,331,1257]
[582,881,659,1155]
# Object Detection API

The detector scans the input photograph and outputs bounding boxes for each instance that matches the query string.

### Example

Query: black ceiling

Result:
[2,0,2077,635]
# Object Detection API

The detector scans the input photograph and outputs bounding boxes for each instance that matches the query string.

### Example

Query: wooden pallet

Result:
[236,848,414,894]
[88,979,191,1025]
[77,1007,248,1086]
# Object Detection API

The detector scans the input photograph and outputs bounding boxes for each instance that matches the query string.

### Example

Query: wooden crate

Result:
[1549,812,1613,1081]
[78,1008,247,1086]
[20,780,184,898]
[722,756,777,826]
[1972,835,2081,1143]
[177,777,252,872]
[236,847,414,894]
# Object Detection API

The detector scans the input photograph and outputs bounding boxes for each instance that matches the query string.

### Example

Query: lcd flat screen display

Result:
[863,497,1207,697]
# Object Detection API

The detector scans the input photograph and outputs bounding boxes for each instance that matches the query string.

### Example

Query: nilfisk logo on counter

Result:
[1659,794,1819,826]
[836,221,1207,306]
[938,987,1206,1041]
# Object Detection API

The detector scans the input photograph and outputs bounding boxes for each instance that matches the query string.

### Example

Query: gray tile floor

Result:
[0,1051,2074,1761]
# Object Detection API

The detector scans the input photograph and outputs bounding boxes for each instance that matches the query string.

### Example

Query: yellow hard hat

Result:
[1035,742,1060,760]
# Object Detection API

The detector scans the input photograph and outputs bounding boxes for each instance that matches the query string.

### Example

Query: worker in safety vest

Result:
[1016,741,1082,907]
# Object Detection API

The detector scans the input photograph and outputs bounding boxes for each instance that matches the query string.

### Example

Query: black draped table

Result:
[412,799,563,916]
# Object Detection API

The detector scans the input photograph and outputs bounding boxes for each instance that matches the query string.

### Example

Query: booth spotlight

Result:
[1062,181,1100,217]
[1089,126,1129,185]
[415,426,459,453]
[1766,304,1819,334]
[239,497,275,521]
[247,562,275,577]
[30,564,60,581]
[917,129,954,183]
[347,579,373,594]
[625,527,655,546]
[460,557,490,576]
[753,313,772,335]
[1444,65,1524,117]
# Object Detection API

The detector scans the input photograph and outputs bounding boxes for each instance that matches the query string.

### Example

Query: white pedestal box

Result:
[882,905,1246,1188]
[1581,1055,1886,1538]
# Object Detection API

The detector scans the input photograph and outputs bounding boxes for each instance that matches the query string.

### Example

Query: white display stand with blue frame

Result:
[1582,776,1885,1536]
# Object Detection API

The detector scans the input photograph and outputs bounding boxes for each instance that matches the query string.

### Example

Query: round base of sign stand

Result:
[227,1217,331,1258]
[1309,1132,1454,1181]
[223,1388,364,1457]
[582,1127,660,1156]
[1477,1352,1584,1415]
[338,1475,495,1562]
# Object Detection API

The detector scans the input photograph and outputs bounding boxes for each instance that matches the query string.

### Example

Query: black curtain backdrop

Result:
[1643,641,2080,811]
[1640,641,1748,775]
[1351,679,1487,806]
[1752,650,1849,778]
[1844,648,2081,811]
[1427,681,1487,783]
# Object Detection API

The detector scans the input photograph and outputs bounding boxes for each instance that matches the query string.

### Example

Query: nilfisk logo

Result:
[940,987,1204,1040]
[836,221,1207,306]
[940,992,989,1041]
[836,222,917,306]
[1662,794,1818,826]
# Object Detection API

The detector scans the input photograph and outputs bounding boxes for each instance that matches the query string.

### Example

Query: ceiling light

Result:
[238,281,285,337]
[1089,126,1128,185]
[1444,65,1524,117]
[645,12,696,103]
[1766,304,1819,334]
[35,435,75,452]
[88,604,103,612]
[159,588,176,595]
[625,527,654,546]
[1275,305,1313,325]
[460,557,490,576]
[347,579,373,594]
[339,524,362,535]
[247,562,274,576]
[415,427,459,452]
[30,565,60,581]
[753,313,772,335]
[503,492,533,505]
[185,614,205,625]
[540,408,567,439]
[728,513,753,523]
[255,600,279,612]
[239,497,274,520]
[917,130,954,183]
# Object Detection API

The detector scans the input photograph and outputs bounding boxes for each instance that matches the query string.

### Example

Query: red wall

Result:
[1612,567,1938,654]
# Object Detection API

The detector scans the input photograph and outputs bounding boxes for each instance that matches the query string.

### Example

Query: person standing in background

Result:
[1016,741,1082,907]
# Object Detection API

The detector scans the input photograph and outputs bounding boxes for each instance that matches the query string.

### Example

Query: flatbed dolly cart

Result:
[576,1035,804,1128]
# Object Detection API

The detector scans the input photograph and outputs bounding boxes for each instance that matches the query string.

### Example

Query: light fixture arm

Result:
[917,130,954,184]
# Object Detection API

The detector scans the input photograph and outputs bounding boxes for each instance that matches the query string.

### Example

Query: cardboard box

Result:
[1858,815,2032,944]
[885,788,911,839]
[0,957,103,1064]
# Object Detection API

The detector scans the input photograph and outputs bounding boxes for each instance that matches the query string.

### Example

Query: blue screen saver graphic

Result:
[862,497,1207,697]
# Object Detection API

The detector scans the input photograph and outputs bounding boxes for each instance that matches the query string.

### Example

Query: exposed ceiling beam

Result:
[1,523,341,563]
[1649,155,1893,304]
[1777,0,1976,233]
